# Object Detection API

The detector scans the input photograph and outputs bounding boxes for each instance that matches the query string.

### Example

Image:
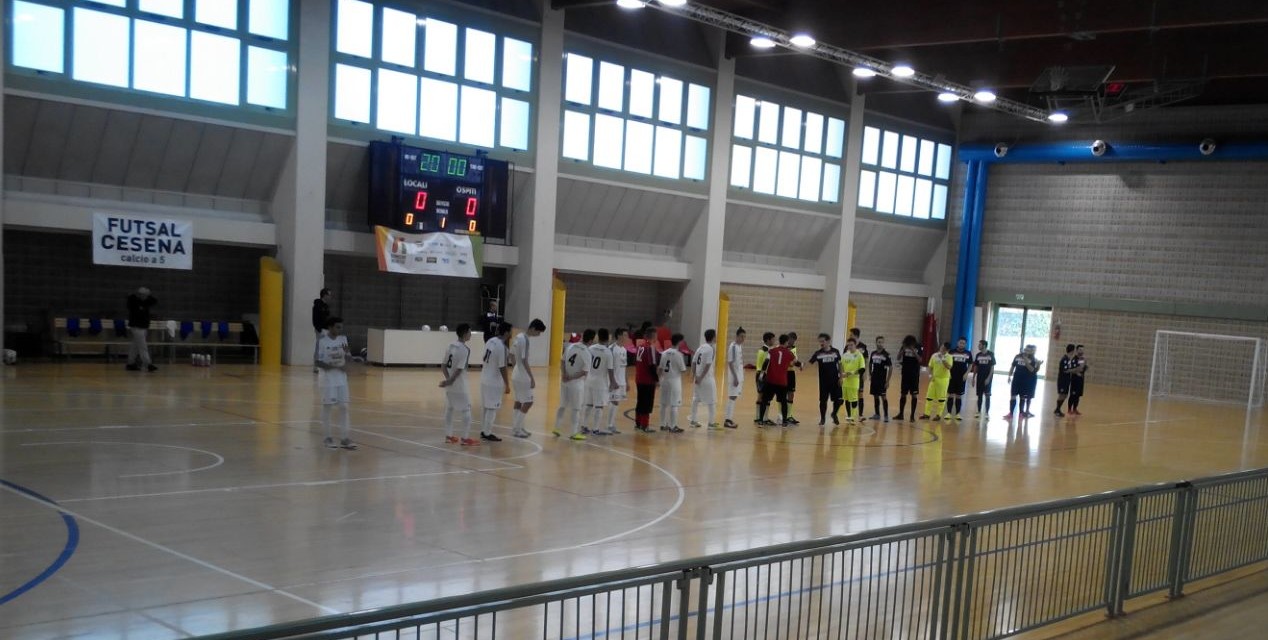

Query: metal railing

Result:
[199,467,1268,640]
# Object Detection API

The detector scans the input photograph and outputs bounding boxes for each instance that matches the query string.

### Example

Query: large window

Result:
[332,0,533,151]
[729,94,845,204]
[858,126,952,220]
[560,53,711,181]
[9,0,291,109]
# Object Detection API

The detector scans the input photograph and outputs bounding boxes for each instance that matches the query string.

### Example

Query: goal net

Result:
[1149,330,1265,409]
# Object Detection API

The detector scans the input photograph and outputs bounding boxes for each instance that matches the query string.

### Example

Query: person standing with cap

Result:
[126,287,158,372]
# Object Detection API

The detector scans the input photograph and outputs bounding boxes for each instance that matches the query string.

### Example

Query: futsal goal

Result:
[1149,330,1265,410]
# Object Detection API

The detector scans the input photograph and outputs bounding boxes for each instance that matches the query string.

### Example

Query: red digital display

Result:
[398,185,481,235]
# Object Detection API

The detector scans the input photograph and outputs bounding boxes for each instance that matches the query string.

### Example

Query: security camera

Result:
[1199,138,1217,156]
[994,143,1009,158]
[1090,140,1108,157]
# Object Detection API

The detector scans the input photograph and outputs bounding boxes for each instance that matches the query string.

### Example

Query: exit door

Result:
[990,305,1052,376]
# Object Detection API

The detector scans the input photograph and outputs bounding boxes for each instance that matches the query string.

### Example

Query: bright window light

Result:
[932,184,948,219]
[195,0,237,29]
[190,31,240,104]
[458,85,497,148]
[623,121,654,174]
[789,34,815,48]
[248,0,288,39]
[750,36,776,49]
[628,69,655,118]
[798,156,822,201]
[776,151,800,198]
[246,46,287,108]
[140,0,182,18]
[803,112,824,155]
[14,2,65,73]
[821,164,841,203]
[686,83,710,130]
[502,38,533,91]
[653,126,683,179]
[733,95,756,139]
[894,175,915,215]
[657,77,683,125]
[683,135,707,180]
[381,8,417,67]
[562,111,591,161]
[134,20,187,97]
[875,171,897,213]
[913,179,933,219]
[825,118,845,158]
[730,144,753,188]
[73,8,130,88]
[780,106,802,150]
[564,53,593,105]
[757,100,780,145]
[85,0,125,6]
[857,170,876,208]
[463,28,496,84]
[880,131,899,168]
[935,143,953,180]
[861,126,880,165]
[499,97,530,150]
[752,147,777,194]
[597,62,625,112]
[418,78,458,140]
[900,135,918,173]
[334,64,371,122]
[376,69,417,134]
[336,0,373,58]
[423,18,457,76]
[593,114,625,169]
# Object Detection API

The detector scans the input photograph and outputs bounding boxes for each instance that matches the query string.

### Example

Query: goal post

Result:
[1149,330,1265,410]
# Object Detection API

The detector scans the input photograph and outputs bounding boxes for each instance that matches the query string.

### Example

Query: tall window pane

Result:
[900,135,918,173]
[246,46,288,108]
[564,54,593,105]
[190,31,240,104]
[857,170,876,208]
[561,111,590,161]
[336,0,373,58]
[249,0,288,39]
[657,77,683,125]
[623,121,653,174]
[597,62,624,112]
[803,113,824,155]
[381,8,417,67]
[686,84,710,130]
[875,171,897,213]
[500,97,530,150]
[134,21,186,97]
[419,78,457,140]
[913,178,933,219]
[894,175,915,215]
[932,184,949,219]
[683,135,707,180]
[458,85,496,148]
[936,143,953,180]
[85,0,125,6]
[195,0,237,29]
[423,18,457,76]
[861,126,880,165]
[781,107,802,150]
[825,118,845,158]
[376,69,417,134]
[917,139,936,176]
[140,0,183,18]
[73,8,130,88]
[628,69,655,118]
[730,144,753,188]
[821,164,841,203]
[798,157,822,201]
[757,101,779,145]
[592,114,625,169]
[334,64,371,122]
[752,147,777,194]
[13,2,65,73]
[881,131,899,169]
[653,127,682,179]
[502,38,533,91]
[776,151,800,198]
[733,95,756,139]
[463,28,496,84]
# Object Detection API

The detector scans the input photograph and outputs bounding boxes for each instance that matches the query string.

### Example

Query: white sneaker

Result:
[513,429,531,438]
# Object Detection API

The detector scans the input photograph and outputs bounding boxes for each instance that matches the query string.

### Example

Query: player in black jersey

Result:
[947,337,972,420]
[807,333,844,425]
[971,340,996,417]
[1068,345,1088,415]
[897,335,922,422]
[1054,344,1076,416]
[1007,345,1041,418]
[850,328,869,396]
[868,336,893,421]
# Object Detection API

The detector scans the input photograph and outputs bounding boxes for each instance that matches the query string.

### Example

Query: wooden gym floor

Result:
[1,362,1267,639]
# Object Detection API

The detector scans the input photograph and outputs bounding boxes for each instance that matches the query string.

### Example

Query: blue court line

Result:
[0,478,81,606]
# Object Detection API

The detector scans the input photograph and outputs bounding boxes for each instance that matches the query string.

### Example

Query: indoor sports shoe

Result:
[1002,413,1014,419]
[689,420,702,428]
[670,426,684,433]
[883,416,890,423]
[581,427,592,434]
[708,423,722,430]
[724,419,738,429]
[481,432,502,442]
[1022,412,1035,418]
[552,429,562,437]
[323,437,338,449]
[147,365,159,372]
[831,414,840,425]
[1054,409,1065,417]
[869,414,880,421]
[125,364,141,371]
[569,433,587,441]
[954,414,963,421]
[460,437,480,446]
[340,439,358,450]
[445,435,461,444]
[786,417,800,425]
[513,429,531,438]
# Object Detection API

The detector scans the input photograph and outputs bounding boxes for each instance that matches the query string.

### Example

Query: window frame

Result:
[856,117,954,224]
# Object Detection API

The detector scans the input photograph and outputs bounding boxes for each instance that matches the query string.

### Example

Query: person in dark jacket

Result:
[126,287,158,372]
[313,289,332,371]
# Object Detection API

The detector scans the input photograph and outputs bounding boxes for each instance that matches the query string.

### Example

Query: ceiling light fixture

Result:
[974,90,997,103]
[789,34,816,48]
[750,35,777,49]
[891,65,915,78]
[615,0,646,8]
[853,67,877,78]
[658,0,687,6]
[1047,112,1069,123]
[937,92,959,103]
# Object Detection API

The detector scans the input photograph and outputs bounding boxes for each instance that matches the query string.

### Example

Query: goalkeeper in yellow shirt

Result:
[840,339,867,423]
[922,342,953,421]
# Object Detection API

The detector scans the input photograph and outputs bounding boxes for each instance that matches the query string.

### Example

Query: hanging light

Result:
[853,67,877,78]
[891,65,915,78]
[658,0,687,6]
[789,34,816,48]
[1047,112,1069,123]
[750,35,777,49]
[974,90,997,103]
[616,0,646,8]
[937,92,959,103]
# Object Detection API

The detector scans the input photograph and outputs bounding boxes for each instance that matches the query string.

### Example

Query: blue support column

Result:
[951,161,980,342]
[961,164,989,343]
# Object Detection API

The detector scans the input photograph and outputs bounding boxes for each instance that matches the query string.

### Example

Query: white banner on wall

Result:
[376,226,480,278]
[92,213,193,270]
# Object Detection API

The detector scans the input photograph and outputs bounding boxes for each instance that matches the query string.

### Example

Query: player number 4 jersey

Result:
[563,343,591,380]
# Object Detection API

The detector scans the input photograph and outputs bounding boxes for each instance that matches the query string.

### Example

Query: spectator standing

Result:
[126,287,158,372]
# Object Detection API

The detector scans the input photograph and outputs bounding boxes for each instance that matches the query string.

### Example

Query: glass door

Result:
[991,305,1052,375]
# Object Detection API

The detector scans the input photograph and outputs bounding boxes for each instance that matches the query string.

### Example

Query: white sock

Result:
[340,403,351,439]
[690,398,699,423]
[607,404,617,429]
[726,398,736,420]
[670,406,679,428]
[444,406,454,437]
[461,408,473,438]
[570,409,582,434]
[482,408,497,434]
[660,403,669,427]
[555,406,566,430]
[512,410,524,432]
[707,403,716,425]
[321,405,333,438]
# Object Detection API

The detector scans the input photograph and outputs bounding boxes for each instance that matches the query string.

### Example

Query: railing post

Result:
[710,569,727,640]
[1169,483,1198,599]
[933,528,955,640]
[954,525,979,640]
[690,567,714,640]
[1112,495,1140,616]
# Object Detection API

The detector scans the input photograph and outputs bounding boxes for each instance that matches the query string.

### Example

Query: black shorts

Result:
[901,373,920,395]
[869,376,888,396]
[819,381,843,402]
[976,375,993,395]
[786,371,797,393]
[1057,374,1071,395]
[948,375,967,395]
[1070,376,1085,396]
[1011,378,1032,398]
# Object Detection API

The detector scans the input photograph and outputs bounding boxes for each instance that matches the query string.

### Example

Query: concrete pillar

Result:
[680,54,735,345]
[818,89,867,342]
[270,0,330,365]
[507,6,563,365]
[0,15,6,350]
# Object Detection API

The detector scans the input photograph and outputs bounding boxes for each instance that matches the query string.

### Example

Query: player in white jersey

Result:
[554,331,592,440]
[724,327,746,429]
[439,324,476,445]
[605,327,631,433]
[584,328,617,435]
[659,333,688,433]
[689,329,719,429]
[479,322,511,442]
[508,318,546,438]
[316,317,356,450]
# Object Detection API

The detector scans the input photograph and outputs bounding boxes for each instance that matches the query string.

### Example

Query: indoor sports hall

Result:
[2,2,1268,640]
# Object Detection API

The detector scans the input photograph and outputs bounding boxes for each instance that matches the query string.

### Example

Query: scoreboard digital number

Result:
[368,141,509,239]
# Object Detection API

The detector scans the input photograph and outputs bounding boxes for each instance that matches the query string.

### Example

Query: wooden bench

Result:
[52,318,259,364]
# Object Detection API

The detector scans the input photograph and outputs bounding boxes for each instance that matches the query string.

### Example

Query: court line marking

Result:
[20,441,226,478]
[55,469,489,503]
[0,481,340,616]
[0,421,257,434]
[0,479,80,607]
[351,428,526,469]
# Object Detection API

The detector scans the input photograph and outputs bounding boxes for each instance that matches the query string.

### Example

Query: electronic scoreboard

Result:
[367,141,509,239]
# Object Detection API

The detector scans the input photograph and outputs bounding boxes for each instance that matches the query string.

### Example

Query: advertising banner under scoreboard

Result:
[92,213,193,270]
[375,226,482,278]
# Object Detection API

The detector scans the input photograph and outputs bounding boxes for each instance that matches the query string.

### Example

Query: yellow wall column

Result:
[549,277,566,370]
[716,292,730,386]
[259,257,284,367]
[848,301,858,338]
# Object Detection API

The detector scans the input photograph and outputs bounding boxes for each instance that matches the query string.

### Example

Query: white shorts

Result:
[727,374,744,398]
[561,381,585,410]
[512,376,534,403]
[660,381,683,408]
[321,384,350,405]
[585,382,610,407]
[694,378,717,405]
[446,387,470,410]
[610,382,628,402]
[481,383,504,410]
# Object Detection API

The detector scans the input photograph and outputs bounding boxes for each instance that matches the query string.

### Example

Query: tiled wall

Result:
[4,229,264,332]
[721,284,822,365]
[850,292,927,349]
[322,255,505,348]
[556,273,684,335]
